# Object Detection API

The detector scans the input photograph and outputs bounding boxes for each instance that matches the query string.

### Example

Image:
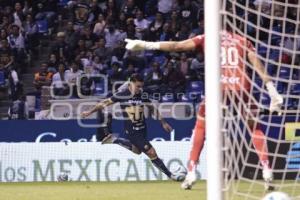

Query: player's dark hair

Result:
[130,73,144,82]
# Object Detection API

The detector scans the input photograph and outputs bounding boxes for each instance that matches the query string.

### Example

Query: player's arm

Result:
[125,38,197,52]
[81,98,114,118]
[247,50,283,114]
[147,103,173,133]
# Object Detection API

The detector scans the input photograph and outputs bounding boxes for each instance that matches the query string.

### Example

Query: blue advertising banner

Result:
[0,118,196,143]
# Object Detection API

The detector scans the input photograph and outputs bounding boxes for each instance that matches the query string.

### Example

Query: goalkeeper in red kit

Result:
[125,30,283,190]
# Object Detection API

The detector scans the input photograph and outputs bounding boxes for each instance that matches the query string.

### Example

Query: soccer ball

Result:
[173,166,187,179]
[262,192,291,200]
[57,173,69,182]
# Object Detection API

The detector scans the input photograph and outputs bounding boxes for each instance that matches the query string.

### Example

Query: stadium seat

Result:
[276,82,285,94]
[259,93,270,106]
[58,0,70,6]
[161,94,174,102]
[142,67,152,77]
[94,82,105,95]
[291,83,300,95]
[258,44,268,57]
[187,81,204,93]
[36,20,48,34]
[279,67,291,79]
[0,71,5,86]
[153,55,166,66]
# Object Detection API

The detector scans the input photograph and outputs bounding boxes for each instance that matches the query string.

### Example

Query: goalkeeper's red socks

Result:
[188,119,205,172]
[252,129,270,168]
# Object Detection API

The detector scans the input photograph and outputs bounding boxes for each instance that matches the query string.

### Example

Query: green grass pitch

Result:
[0,181,299,200]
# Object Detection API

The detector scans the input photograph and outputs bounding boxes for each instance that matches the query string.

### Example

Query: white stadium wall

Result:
[0,142,207,182]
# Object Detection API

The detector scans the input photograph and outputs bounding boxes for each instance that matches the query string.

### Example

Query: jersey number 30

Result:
[221,46,239,66]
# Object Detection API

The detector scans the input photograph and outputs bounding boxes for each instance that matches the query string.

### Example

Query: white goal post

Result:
[206,0,300,200]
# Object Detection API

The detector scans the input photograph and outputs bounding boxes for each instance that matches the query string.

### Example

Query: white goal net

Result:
[221,0,300,199]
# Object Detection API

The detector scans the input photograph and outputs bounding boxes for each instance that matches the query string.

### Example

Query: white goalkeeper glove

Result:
[125,39,160,51]
[266,81,283,115]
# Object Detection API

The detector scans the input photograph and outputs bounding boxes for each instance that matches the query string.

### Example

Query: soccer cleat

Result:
[263,167,275,191]
[181,171,197,190]
[101,134,116,144]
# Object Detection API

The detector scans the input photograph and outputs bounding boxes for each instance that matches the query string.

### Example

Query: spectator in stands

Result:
[93,13,106,36]
[0,39,14,75]
[158,0,177,17]
[81,25,97,49]
[175,22,190,41]
[0,16,10,31]
[13,2,25,28]
[8,65,22,101]
[179,53,190,78]
[144,61,163,95]
[108,62,123,85]
[121,0,138,18]
[162,59,185,98]
[33,0,58,28]
[73,0,92,30]
[92,55,107,74]
[104,24,121,50]
[0,29,8,45]
[74,39,87,57]
[66,61,83,97]
[160,22,174,41]
[48,53,60,73]
[170,11,181,35]
[79,66,94,96]
[134,10,149,39]
[33,63,53,91]
[51,32,70,62]
[93,37,110,62]
[64,21,80,52]
[90,0,103,22]
[52,62,70,97]
[116,12,127,31]
[148,12,164,41]
[7,25,26,73]
[179,0,198,28]
[122,62,135,80]
[104,0,119,21]
[23,14,39,54]
[8,95,28,120]
[190,52,204,80]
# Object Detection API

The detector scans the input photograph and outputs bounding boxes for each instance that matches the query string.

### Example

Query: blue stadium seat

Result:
[279,67,290,79]
[153,55,166,66]
[269,49,280,61]
[0,71,5,86]
[276,82,285,94]
[37,20,48,34]
[94,82,105,95]
[142,67,152,77]
[188,81,204,93]
[258,44,268,57]
[58,0,70,6]
[35,97,41,111]
[161,94,174,102]
[291,83,300,95]
[259,93,270,106]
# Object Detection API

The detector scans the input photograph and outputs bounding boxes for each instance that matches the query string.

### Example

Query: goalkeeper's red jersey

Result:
[192,31,255,91]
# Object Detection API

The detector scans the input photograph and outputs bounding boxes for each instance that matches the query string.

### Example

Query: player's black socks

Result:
[113,138,133,151]
[151,157,172,178]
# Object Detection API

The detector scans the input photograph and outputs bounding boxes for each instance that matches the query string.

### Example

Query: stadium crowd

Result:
[0,0,298,119]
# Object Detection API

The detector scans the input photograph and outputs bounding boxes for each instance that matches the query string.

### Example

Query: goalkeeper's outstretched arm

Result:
[81,98,114,118]
[125,38,197,52]
[247,51,283,113]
